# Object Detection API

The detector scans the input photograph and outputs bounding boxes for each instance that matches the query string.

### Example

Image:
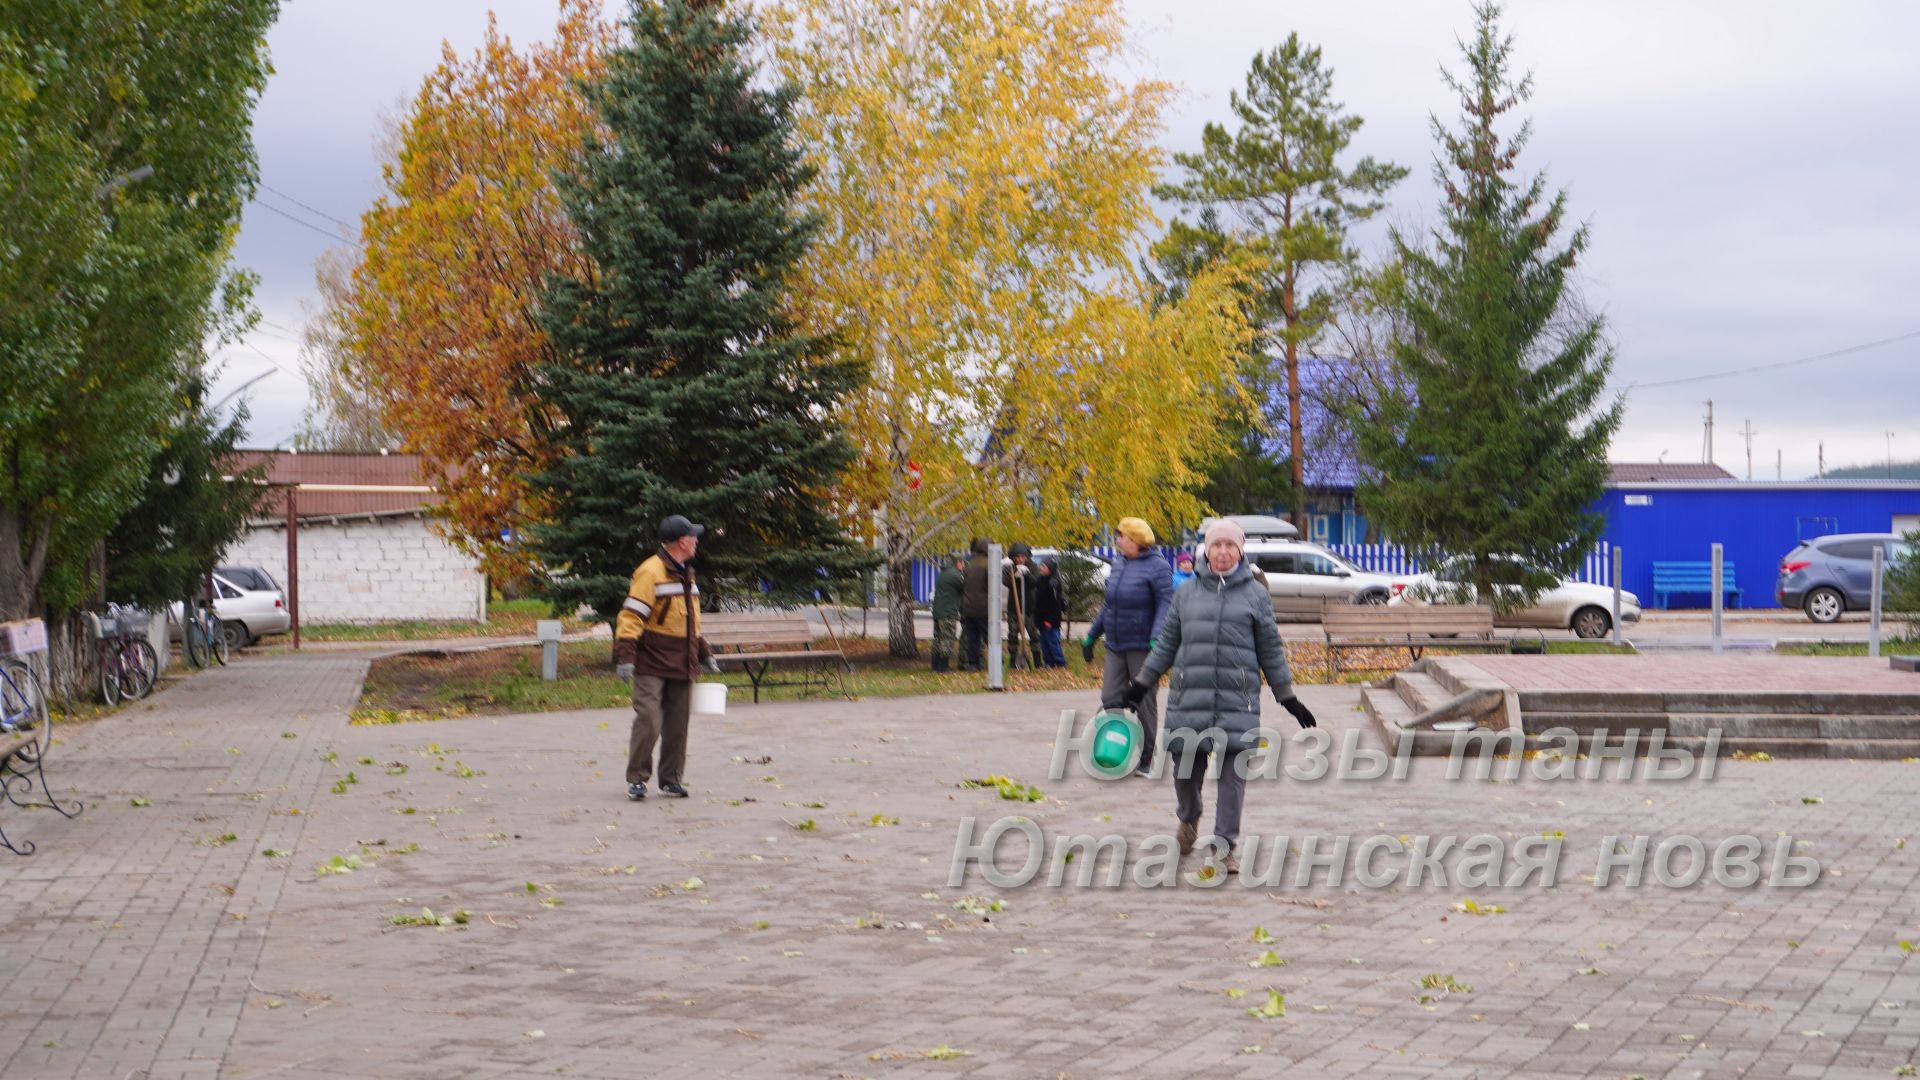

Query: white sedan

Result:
[168,569,291,649]
[1388,556,1641,639]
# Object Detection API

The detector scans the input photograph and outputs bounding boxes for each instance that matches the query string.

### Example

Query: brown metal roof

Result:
[231,450,447,516]
[1607,462,1737,483]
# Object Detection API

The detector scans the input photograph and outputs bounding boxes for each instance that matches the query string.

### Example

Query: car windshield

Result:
[1317,549,1362,575]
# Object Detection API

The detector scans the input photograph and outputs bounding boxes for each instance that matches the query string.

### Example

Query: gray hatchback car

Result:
[1776,533,1913,623]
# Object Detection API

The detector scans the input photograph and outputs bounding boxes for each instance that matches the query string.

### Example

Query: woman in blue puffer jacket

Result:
[1083,517,1174,775]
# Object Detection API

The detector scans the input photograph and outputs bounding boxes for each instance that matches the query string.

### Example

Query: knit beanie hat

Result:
[1204,517,1246,553]
[1116,517,1155,547]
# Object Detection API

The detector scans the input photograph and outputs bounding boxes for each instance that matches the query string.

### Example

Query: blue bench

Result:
[1651,562,1742,610]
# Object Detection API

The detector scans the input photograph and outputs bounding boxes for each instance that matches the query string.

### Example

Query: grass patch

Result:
[1776,636,1920,657]
[1545,641,1638,655]
[355,626,1589,722]
[354,637,1117,721]
[303,598,595,643]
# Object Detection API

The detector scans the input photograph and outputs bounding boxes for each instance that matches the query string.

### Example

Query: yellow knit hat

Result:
[1115,517,1154,547]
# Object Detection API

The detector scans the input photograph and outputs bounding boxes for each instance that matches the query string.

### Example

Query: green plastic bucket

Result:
[1088,709,1144,779]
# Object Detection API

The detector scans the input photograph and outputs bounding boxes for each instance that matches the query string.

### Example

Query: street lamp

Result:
[94,164,155,201]
[209,369,275,415]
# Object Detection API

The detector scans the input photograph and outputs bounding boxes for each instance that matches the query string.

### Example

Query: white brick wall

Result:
[224,513,486,624]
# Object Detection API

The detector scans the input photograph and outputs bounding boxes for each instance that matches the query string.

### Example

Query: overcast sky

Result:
[221,0,1920,480]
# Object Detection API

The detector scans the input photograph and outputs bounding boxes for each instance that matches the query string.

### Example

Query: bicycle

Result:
[92,604,158,706]
[0,655,45,743]
[181,598,228,669]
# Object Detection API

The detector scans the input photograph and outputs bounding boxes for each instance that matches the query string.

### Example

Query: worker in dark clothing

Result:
[1032,555,1068,667]
[930,552,965,673]
[1004,542,1042,669]
[960,538,991,672]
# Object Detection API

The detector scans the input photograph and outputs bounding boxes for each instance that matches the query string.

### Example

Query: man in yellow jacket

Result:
[614,514,719,800]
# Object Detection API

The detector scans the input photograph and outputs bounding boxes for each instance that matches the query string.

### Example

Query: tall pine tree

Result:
[1354,3,1621,604]
[1158,33,1406,531]
[531,0,873,622]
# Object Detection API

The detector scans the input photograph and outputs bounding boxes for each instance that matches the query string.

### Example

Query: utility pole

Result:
[1702,400,1715,464]
[1818,442,1825,480]
[1740,418,1756,481]
[1776,448,1781,481]
[1890,432,1898,479]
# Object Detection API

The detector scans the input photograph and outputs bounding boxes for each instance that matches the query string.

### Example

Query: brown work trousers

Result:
[627,674,690,786]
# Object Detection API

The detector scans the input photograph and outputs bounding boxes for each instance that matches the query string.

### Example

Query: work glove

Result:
[703,654,723,675]
[1281,695,1316,729]
[1103,679,1149,712]
[1081,637,1096,664]
[615,663,634,683]
[1148,638,1157,651]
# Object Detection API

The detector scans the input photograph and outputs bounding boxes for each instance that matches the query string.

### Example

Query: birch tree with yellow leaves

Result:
[770,0,1257,657]
[346,0,614,579]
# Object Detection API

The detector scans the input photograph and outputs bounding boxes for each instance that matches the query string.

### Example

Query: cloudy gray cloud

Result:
[224,0,1920,479]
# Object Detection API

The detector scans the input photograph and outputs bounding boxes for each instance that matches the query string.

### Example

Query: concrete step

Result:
[1426,658,1510,698]
[1394,671,1453,715]
[1516,711,1672,736]
[1518,690,1666,714]
[1668,713,1920,741]
[1361,685,1416,755]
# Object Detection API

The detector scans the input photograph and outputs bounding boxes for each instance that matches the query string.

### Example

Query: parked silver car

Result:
[1243,539,1397,613]
[1776,533,1913,623]
[1389,555,1642,639]
[168,567,291,649]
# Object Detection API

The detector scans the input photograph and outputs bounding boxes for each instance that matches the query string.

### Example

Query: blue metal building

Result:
[1597,480,1920,609]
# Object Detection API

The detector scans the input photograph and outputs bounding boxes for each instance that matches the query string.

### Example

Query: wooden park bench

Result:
[0,619,84,856]
[1651,561,1741,610]
[701,611,851,703]
[1321,602,1503,677]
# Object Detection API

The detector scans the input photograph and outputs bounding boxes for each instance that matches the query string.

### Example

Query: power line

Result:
[1629,329,1920,391]
[259,184,356,232]
[250,199,360,247]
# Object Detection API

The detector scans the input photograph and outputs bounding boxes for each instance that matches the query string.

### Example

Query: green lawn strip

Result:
[1775,636,1920,657]
[1545,641,1638,655]
[353,638,1108,721]
[303,599,595,643]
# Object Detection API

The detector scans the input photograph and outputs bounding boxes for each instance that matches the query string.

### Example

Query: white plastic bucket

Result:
[691,681,728,716]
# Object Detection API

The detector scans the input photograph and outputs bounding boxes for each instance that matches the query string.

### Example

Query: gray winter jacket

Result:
[1138,560,1296,750]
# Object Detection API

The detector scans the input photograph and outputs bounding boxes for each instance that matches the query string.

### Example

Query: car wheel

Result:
[1570,606,1610,640]
[1357,590,1389,606]
[222,621,252,651]
[1804,587,1844,624]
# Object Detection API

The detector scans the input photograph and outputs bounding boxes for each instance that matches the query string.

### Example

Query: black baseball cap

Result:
[659,514,706,543]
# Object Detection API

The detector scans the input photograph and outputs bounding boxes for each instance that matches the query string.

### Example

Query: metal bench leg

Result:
[0,810,32,856]
[4,745,82,819]
[748,661,771,704]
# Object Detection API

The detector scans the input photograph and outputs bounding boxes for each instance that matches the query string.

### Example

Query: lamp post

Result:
[94,164,155,201]
[208,369,275,415]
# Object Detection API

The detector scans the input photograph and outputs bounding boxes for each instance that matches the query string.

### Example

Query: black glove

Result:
[1120,679,1150,710]
[1081,637,1096,664]
[1281,695,1316,729]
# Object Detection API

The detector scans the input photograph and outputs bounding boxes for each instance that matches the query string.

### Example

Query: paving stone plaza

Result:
[5,648,1920,1078]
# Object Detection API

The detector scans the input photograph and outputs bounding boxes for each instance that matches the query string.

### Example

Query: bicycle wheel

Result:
[211,619,230,665]
[0,660,50,760]
[100,654,123,707]
[126,640,158,698]
[184,615,209,669]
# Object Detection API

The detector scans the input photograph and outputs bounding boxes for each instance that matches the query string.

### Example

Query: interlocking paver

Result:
[4,647,1920,1076]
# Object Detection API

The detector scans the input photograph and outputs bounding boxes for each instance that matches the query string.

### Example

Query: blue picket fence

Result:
[1325,542,1614,586]
[903,540,1612,603]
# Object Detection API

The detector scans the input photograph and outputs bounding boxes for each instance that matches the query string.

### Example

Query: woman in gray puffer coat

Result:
[1113,518,1316,874]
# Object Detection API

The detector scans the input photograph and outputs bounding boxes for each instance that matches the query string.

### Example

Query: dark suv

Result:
[1776,533,1913,622]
